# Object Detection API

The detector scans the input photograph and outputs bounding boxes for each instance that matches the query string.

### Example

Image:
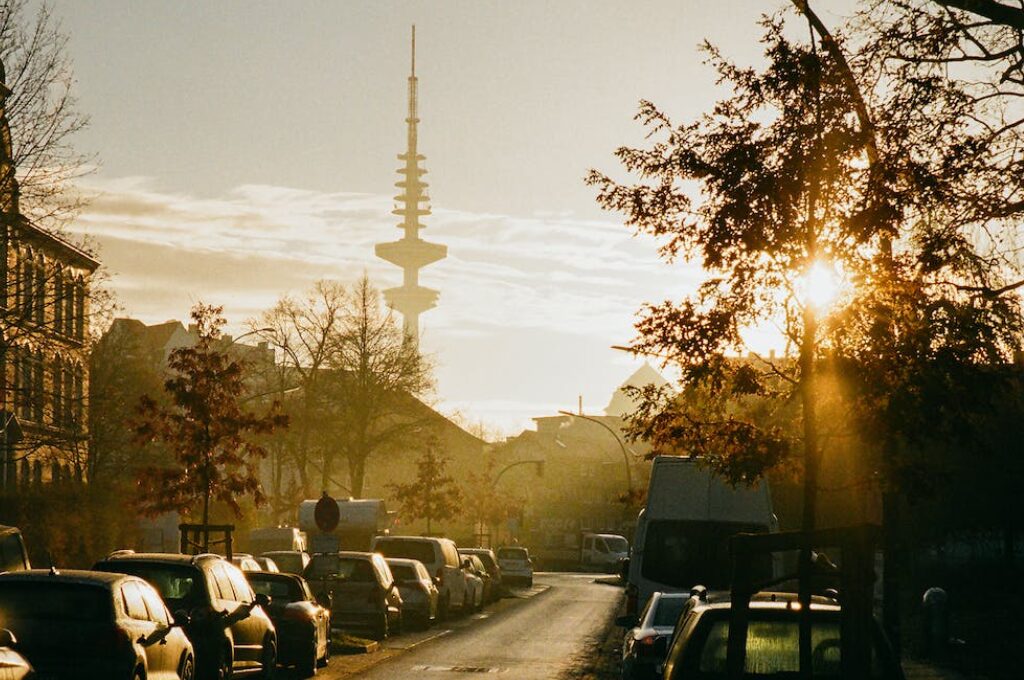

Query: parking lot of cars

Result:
[0,533,529,680]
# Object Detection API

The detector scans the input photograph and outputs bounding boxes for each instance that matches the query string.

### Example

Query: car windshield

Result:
[267,553,305,575]
[0,582,111,622]
[641,521,770,589]
[604,537,629,553]
[249,575,303,602]
[307,555,376,583]
[374,540,435,564]
[694,615,884,677]
[652,597,688,627]
[389,564,417,581]
[98,562,202,608]
[497,548,528,560]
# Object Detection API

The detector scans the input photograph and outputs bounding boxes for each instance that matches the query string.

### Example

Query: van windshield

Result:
[374,540,435,565]
[604,537,629,553]
[641,520,770,589]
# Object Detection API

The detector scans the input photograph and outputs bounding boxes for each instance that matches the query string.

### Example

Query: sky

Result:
[49,1,854,436]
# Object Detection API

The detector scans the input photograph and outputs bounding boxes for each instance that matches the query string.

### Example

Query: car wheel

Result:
[318,631,331,667]
[260,637,277,679]
[438,595,450,622]
[527,577,533,588]
[217,647,233,680]
[179,653,195,680]
[298,640,317,678]
[372,612,389,640]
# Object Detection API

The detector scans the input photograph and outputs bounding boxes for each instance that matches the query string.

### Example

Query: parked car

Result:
[496,546,533,587]
[461,553,493,606]
[660,590,905,679]
[0,569,195,679]
[384,558,438,629]
[581,533,630,572]
[261,550,310,576]
[0,628,33,680]
[305,551,402,640]
[229,554,263,573]
[461,558,484,612]
[370,536,469,619]
[617,591,689,680]
[247,571,330,677]
[458,548,503,600]
[254,557,280,573]
[94,552,277,680]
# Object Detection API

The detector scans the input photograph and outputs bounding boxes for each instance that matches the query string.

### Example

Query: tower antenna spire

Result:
[375,26,447,348]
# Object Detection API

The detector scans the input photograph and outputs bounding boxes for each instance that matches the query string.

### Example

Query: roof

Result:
[383,557,425,566]
[246,571,302,583]
[95,552,221,566]
[691,591,841,613]
[459,548,495,556]
[0,569,128,586]
[10,215,100,271]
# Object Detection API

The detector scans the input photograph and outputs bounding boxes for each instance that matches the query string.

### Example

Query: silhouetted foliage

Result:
[387,438,462,535]
[133,303,288,533]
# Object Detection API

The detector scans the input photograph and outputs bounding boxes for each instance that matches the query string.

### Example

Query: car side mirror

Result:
[254,593,271,608]
[172,609,191,627]
[0,628,16,647]
[462,559,472,569]
[615,614,638,628]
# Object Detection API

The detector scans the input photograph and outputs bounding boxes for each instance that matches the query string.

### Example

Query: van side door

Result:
[120,581,165,675]
[441,542,466,608]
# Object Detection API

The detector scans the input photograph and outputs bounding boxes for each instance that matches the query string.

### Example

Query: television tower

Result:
[375,26,447,347]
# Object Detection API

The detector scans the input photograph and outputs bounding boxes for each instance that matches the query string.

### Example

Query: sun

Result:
[796,259,844,313]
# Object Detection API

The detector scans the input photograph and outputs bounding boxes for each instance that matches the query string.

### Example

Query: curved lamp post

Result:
[557,410,633,496]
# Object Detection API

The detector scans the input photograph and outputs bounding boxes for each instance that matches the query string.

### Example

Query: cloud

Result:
[72,176,702,432]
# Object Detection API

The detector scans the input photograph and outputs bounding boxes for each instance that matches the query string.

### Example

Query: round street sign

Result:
[314,492,340,533]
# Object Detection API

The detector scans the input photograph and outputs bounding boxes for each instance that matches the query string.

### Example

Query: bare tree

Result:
[0,0,92,233]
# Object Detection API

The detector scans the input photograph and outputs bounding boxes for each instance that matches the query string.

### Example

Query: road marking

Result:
[471,613,490,620]
[410,665,506,673]
[385,628,452,650]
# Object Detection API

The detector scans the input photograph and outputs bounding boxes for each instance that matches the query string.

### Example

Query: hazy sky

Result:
[52,1,853,434]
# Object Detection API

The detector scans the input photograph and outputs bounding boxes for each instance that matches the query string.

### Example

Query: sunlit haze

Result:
[56,1,854,435]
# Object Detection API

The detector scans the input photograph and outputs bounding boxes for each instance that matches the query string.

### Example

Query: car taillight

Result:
[638,635,660,657]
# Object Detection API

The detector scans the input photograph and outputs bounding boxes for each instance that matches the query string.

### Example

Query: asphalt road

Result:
[309,572,623,679]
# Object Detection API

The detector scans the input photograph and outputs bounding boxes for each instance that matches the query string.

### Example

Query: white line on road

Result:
[409,665,506,673]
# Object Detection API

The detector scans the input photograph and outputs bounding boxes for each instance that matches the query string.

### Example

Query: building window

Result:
[51,356,63,427]
[73,363,84,426]
[20,251,33,320]
[74,279,84,341]
[34,255,45,325]
[62,364,73,428]
[63,277,74,337]
[32,351,43,423]
[53,266,63,331]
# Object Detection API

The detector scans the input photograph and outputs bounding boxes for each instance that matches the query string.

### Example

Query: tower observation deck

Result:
[375,26,447,347]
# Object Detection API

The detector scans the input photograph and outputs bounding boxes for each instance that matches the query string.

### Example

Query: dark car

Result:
[618,591,689,680]
[459,548,502,600]
[260,551,310,577]
[0,569,195,679]
[384,558,438,630]
[94,552,277,680]
[660,590,905,679]
[247,572,330,677]
[305,552,402,640]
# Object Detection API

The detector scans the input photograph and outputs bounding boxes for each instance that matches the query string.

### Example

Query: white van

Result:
[370,535,469,619]
[626,456,778,616]
[580,533,629,572]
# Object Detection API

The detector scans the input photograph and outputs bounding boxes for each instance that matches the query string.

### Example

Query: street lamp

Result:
[490,459,545,489]
[557,410,633,495]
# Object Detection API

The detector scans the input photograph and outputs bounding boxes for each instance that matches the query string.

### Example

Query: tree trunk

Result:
[798,303,820,679]
[348,455,365,499]
[201,456,211,553]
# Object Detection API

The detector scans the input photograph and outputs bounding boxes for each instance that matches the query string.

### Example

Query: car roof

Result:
[261,550,305,555]
[0,569,130,587]
[384,557,424,567]
[691,591,840,613]
[459,548,494,555]
[97,552,221,565]
[246,571,303,583]
[374,535,443,544]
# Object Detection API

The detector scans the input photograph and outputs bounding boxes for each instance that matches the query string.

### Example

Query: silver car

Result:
[385,558,438,629]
